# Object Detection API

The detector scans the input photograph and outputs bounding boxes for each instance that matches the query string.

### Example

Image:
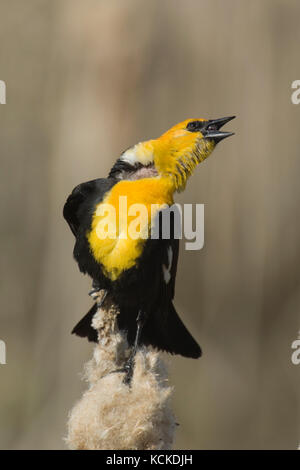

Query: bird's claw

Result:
[88,287,101,300]
[110,360,134,386]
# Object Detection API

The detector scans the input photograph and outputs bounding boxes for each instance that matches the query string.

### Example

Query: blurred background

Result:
[0,0,299,450]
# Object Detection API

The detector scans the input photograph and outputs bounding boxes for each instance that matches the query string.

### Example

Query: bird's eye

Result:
[186,120,205,132]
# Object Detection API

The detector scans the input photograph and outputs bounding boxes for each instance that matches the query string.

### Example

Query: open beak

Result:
[203,116,235,143]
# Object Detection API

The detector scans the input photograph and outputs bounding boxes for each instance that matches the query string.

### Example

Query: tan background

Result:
[0,0,299,449]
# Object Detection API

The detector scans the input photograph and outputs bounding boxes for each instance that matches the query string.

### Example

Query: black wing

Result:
[157,205,181,301]
[137,206,201,358]
[63,178,117,237]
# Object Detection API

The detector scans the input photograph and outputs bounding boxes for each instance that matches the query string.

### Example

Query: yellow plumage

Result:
[87,117,231,280]
[88,177,173,280]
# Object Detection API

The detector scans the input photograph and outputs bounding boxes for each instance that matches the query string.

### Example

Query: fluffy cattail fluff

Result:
[66,291,176,450]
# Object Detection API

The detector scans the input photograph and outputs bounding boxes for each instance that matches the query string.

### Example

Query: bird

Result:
[63,116,235,383]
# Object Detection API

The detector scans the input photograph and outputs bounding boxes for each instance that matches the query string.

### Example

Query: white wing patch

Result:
[162,246,173,284]
[120,142,154,166]
[120,147,139,165]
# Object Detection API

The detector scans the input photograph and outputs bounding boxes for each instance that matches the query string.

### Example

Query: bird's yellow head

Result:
[115,116,235,191]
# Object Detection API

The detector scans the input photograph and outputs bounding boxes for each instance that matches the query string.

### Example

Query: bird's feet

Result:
[89,280,105,302]
[88,287,101,300]
[111,357,135,386]
[108,311,147,386]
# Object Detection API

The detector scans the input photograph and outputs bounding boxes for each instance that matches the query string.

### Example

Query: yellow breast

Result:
[87,177,174,281]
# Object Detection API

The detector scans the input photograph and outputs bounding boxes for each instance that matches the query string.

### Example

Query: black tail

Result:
[72,303,98,343]
[72,302,202,359]
[140,303,202,358]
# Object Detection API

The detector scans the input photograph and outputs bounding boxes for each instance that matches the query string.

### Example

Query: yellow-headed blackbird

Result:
[64,117,235,383]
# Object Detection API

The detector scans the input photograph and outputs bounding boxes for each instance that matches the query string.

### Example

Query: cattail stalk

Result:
[66,292,176,450]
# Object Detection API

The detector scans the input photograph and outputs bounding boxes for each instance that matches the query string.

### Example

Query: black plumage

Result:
[63,116,236,367]
[63,173,201,359]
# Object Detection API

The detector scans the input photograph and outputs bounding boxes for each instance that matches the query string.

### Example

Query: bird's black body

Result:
[63,116,236,374]
[63,172,201,358]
